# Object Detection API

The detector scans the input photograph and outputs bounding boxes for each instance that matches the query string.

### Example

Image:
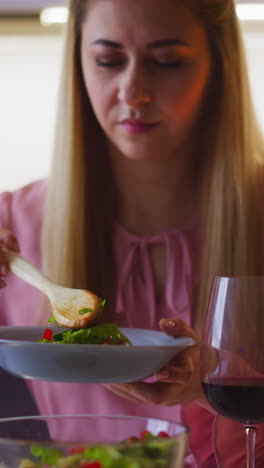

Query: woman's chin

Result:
[114,143,164,162]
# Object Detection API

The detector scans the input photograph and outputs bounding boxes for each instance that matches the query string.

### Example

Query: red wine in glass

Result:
[202,378,264,424]
[200,276,264,468]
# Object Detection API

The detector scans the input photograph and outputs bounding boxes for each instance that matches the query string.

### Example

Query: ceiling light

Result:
[236,3,264,21]
[40,7,69,26]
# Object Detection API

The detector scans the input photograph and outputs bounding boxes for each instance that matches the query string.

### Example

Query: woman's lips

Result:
[120,119,160,134]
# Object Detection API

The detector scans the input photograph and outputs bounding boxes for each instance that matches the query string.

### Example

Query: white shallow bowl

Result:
[0,326,195,383]
[0,414,188,468]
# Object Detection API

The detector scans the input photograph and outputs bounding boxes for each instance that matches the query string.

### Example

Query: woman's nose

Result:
[117,69,151,106]
[118,87,151,106]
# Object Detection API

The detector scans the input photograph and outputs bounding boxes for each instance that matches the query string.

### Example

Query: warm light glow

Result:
[39,3,264,26]
[236,3,264,21]
[40,7,69,26]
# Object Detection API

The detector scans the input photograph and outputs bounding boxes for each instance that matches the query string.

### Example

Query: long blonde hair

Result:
[42,0,264,329]
[194,0,264,329]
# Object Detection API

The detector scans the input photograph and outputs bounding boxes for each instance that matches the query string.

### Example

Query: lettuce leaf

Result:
[52,323,132,345]
[30,446,63,465]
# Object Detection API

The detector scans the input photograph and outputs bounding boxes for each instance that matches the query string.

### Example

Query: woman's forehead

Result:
[82,0,202,45]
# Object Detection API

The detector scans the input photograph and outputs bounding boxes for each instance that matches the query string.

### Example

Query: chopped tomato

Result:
[42,328,53,341]
[125,436,139,444]
[140,430,151,440]
[79,462,102,468]
[71,446,85,454]
[103,337,111,344]
[158,431,169,438]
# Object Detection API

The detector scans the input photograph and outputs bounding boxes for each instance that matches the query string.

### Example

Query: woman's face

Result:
[80,0,211,162]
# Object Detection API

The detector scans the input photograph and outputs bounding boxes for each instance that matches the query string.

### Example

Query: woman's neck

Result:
[109,146,200,236]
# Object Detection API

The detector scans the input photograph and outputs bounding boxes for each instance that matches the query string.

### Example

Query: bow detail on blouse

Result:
[114,226,194,328]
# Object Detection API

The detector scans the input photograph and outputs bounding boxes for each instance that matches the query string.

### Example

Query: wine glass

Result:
[200,276,264,468]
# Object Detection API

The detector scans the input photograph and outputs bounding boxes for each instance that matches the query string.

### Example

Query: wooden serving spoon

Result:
[3,248,103,329]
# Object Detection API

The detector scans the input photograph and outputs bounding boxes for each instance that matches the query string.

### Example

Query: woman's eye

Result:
[96,58,124,68]
[153,59,185,68]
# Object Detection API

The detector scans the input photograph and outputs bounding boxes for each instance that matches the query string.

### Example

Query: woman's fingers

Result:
[0,249,8,288]
[106,380,189,406]
[0,260,8,288]
[159,318,198,341]
[105,320,203,406]
[157,318,199,379]
[104,383,145,403]
[0,277,6,288]
[0,228,20,253]
[105,382,161,405]
[0,228,20,288]
[156,358,193,383]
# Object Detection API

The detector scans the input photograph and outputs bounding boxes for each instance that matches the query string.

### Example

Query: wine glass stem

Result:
[245,425,256,468]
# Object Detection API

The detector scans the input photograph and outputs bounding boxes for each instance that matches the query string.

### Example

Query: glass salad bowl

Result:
[0,415,188,468]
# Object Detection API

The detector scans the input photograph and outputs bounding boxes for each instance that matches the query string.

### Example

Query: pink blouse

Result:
[1,180,264,468]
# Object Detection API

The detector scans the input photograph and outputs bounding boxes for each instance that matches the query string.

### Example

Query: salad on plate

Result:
[40,323,132,346]
[40,297,132,346]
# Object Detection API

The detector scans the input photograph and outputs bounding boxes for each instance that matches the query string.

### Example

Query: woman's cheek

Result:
[86,88,108,128]
[165,70,210,124]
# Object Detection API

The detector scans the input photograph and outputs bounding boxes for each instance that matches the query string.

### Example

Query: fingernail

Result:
[167,320,176,327]
[156,369,170,379]
[0,265,8,277]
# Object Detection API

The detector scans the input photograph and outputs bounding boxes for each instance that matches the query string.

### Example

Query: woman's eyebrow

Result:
[91,39,123,48]
[90,38,190,48]
[148,39,190,48]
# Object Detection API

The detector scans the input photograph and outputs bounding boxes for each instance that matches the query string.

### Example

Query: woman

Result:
[0,0,264,465]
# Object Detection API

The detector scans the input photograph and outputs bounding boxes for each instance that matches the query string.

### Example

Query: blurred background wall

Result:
[0,19,63,192]
[0,3,264,192]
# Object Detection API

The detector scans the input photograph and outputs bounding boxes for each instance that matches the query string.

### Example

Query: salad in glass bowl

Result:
[0,415,188,468]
